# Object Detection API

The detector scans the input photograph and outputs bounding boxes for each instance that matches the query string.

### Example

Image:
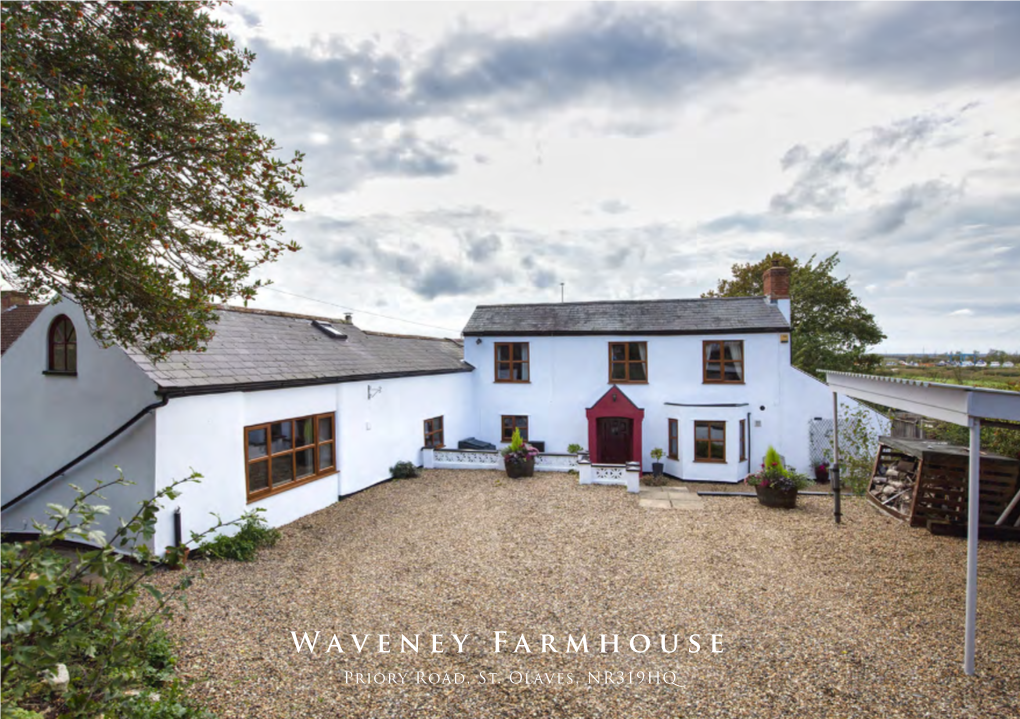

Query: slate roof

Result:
[462,297,790,336]
[124,306,469,393]
[1,304,47,355]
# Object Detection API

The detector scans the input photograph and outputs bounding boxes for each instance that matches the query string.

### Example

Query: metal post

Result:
[964,416,981,676]
[173,507,183,547]
[832,392,841,525]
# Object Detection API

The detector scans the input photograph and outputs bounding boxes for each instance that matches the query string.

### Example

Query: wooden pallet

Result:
[909,455,1019,528]
[865,438,1019,537]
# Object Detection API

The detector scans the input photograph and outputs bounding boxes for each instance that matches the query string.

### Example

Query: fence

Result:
[421,449,640,493]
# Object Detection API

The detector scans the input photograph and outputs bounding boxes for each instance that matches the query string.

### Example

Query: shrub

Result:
[567,444,584,454]
[0,471,237,717]
[389,461,419,480]
[195,512,280,562]
[650,448,664,461]
[4,708,44,719]
[745,445,814,491]
[823,404,885,495]
[501,428,539,465]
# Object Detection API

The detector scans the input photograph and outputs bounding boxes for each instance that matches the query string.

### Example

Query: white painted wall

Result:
[464,330,888,483]
[1,301,160,544]
[151,385,342,551]
[338,371,474,495]
[151,370,475,549]
[465,332,787,479]
[779,365,890,475]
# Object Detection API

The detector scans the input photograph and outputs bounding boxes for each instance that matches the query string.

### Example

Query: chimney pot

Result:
[344,313,353,323]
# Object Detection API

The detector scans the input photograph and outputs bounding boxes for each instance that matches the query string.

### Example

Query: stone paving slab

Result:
[638,498,673,510]
[638,486,705,510]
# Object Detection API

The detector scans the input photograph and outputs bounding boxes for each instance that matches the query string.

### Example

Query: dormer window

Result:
[311,320,347,340]
[47,315,77,375]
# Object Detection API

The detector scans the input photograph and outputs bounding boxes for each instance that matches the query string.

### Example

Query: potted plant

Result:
[650,447,665,477]
[744,446,814,508]
[164,544,190,570]
[502,428,539,479]
[567,443,584,457]
[814,461,830,484]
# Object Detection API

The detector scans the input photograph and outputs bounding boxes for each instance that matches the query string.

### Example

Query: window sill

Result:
[494,380,531,384]
[609,380,648,384]
[693,458,727,464]
[703,380,745,385]
[246,468,337,504]
[667,455,679,461]
[42,370,78,377]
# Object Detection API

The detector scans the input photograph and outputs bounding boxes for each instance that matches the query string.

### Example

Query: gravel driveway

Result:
[159,470,1020,718]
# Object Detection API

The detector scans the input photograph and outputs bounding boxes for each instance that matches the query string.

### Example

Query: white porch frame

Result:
[822,371,1020,676]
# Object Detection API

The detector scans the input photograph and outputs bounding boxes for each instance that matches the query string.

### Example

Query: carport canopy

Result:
[822,371,1020,677]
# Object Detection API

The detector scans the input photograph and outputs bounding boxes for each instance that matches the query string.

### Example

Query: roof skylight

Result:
[311,320,347,340]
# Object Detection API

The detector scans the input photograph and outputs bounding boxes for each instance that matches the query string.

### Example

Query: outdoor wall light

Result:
[612,392,618,401]
[368,385,383,400]
[475,338,482,344]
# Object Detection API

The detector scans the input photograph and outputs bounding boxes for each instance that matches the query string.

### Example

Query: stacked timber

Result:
[870,458,918,518]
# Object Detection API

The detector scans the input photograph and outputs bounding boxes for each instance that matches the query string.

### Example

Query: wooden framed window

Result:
[501,415,528,442]
[703,340,744,384]
[694,421,726,463]
[424,416,444,448]
[495,342,530,382]
[245,413,335,501]
[668,419,679,460]
[47,315,77,374]
[608,341,648,383]
[739,419,747,461]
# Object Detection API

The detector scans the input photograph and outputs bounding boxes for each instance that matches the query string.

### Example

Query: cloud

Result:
[464,233,502,263]
[530,269,557,289]
[949,308,974,316]
[771,110,966,214]
[410,261,493,300]
[241,4,1020,135]
[362,130,459,178]
[863,180,960,236]
[598,199,630,215]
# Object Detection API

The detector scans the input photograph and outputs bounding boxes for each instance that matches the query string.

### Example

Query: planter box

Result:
[755,484,798,509]
[506,457,535,479]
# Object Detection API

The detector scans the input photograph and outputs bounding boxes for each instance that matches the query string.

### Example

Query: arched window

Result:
[48,315,77,374]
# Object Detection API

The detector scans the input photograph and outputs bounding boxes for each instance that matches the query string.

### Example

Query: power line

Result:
[262,287,462,334]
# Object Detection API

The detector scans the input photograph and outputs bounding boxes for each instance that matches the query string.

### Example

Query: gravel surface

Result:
[156,470,1020,718]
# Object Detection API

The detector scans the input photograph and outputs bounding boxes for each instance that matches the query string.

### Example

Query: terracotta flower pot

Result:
[505,456,535,479]
[755,484,798,509]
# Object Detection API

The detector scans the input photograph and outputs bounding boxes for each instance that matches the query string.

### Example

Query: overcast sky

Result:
[218,1,1020,354]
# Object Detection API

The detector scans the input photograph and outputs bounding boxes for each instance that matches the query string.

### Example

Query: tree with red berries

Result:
[1,1,305,358]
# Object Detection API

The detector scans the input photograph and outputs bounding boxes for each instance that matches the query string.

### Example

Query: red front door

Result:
[597,417,632,464]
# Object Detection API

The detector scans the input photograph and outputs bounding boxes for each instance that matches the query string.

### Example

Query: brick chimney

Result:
[1,291,30,311]
[763,260,790,300]
[763,261,791,323]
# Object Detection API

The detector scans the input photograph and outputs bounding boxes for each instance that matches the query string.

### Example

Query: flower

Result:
[744,444,815,492]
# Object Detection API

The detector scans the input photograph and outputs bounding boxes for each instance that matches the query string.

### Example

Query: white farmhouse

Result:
[1,264,886,551]
[460,263,872,482]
